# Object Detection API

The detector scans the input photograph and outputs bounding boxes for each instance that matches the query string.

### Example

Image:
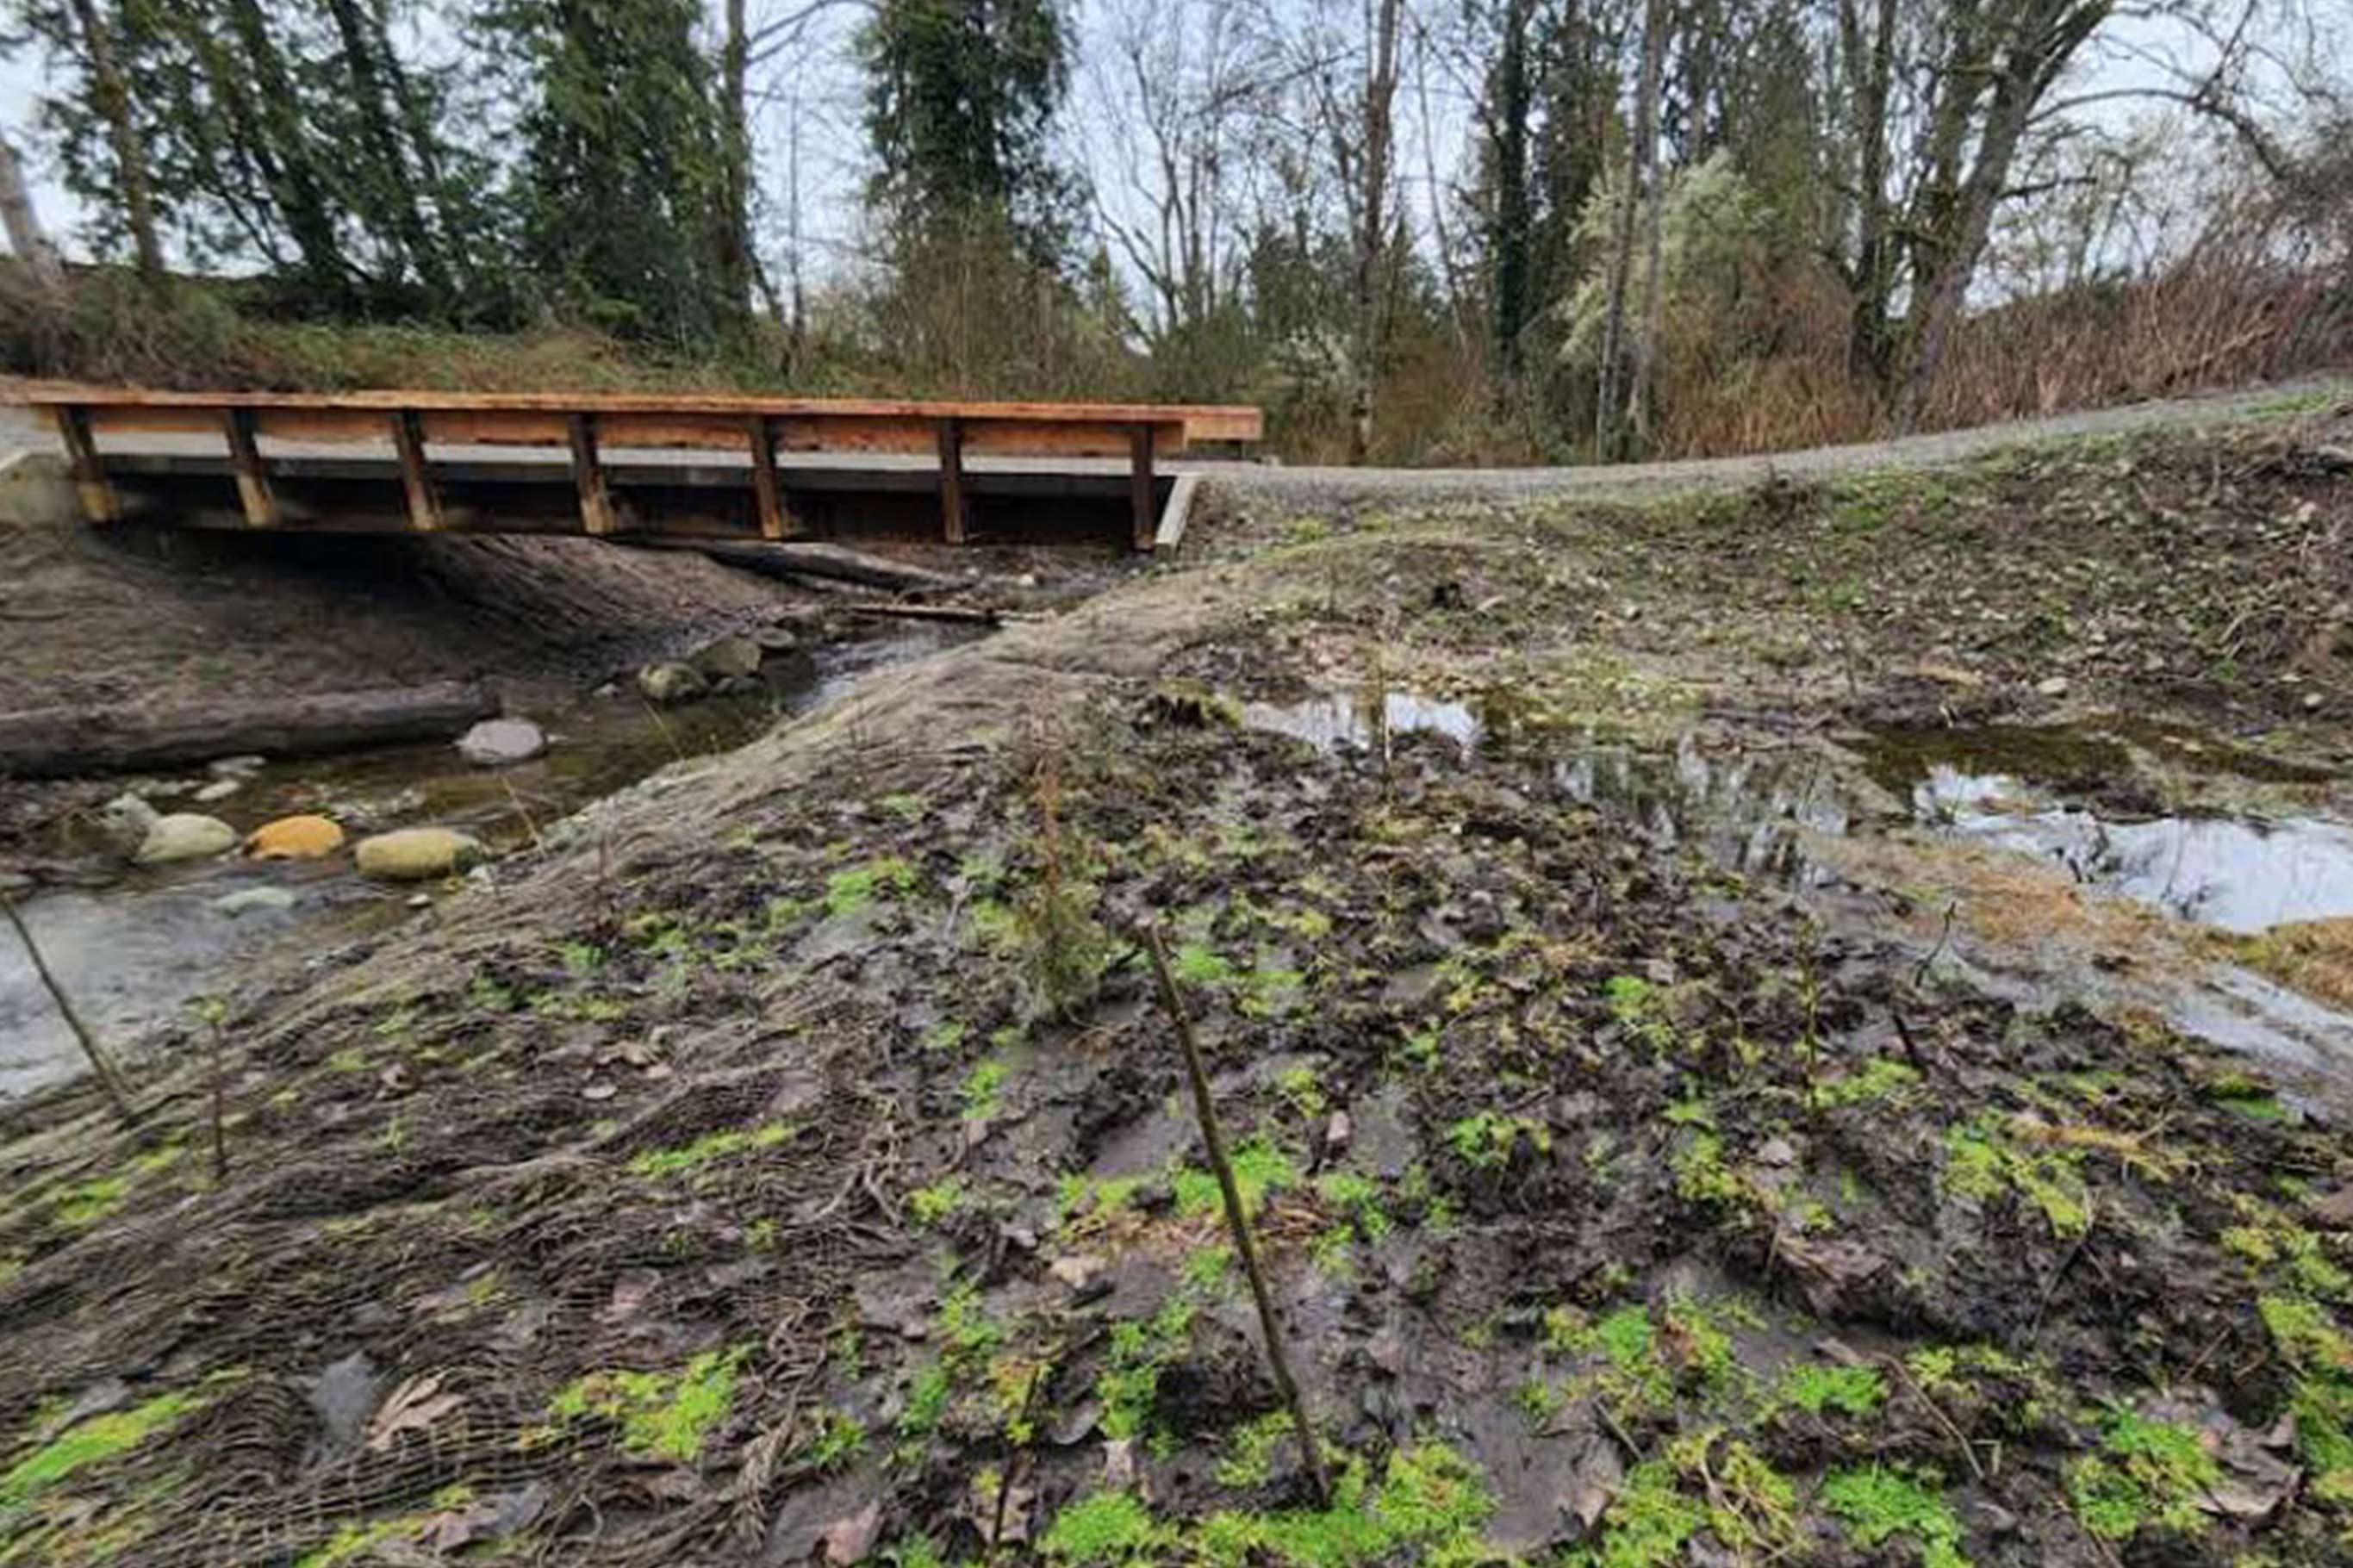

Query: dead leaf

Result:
[601,1269,660,1322]
[366,1372,463,1452]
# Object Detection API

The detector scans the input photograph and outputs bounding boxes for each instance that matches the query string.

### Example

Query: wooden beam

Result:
[745,414,787,539]
[937,417,967,544]
[223,407,277,527]
[1130,423,1157,552]
[53,404,117,524]
[389,409,443,532]
[567,412,617,536]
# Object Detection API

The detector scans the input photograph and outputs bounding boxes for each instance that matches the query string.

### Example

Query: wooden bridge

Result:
[5,383,1263,552]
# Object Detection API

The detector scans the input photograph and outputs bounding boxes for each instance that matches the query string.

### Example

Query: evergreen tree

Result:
[485,0,741,347]
[860,0,1076,262]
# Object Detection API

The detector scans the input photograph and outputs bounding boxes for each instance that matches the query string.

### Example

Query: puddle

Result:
[1923,782,2353,934]
[1555,733,1865,880]
[1241,691,1483,753]
[0,625,974,1099]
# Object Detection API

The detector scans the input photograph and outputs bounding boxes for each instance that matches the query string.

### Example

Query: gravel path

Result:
[1210,375,2353,506]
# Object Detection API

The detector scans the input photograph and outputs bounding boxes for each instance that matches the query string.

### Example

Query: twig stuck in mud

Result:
[196,994,229,1183]
[1144,922,1331,1507]
[499,776,545,850]
[3,893,137,1125]
[1911,899,1958,988]
[1879,1351,1988,1483]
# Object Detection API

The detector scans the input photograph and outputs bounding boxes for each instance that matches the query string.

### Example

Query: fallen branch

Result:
[0,680,497,778]
[639,538,962,594]
[1145,922,1330,1506]
[838,600,1009,625]
[2,893,136,1125]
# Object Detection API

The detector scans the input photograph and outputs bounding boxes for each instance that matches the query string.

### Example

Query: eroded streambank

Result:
[4,407,2353,1567]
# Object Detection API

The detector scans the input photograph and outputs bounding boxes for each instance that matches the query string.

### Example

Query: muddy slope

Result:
[0,516,790,716]
[3,412,2353,1566]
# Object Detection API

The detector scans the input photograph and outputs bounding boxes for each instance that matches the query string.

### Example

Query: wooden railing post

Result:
[1130,423,1157,552]
[745,414,788,539]
[390,409,443,532]
[53,405,118,524]
[567,412,617,536]
[223,407,278,527]
[937,417,967,544]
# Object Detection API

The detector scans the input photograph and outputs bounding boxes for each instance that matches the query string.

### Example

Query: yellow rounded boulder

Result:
[245,814,346,861]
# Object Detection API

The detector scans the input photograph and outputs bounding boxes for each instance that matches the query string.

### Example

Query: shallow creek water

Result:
[0,625,970,1099]
[1241,688,2353,1093]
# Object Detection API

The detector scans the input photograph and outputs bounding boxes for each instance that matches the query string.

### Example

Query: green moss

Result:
[627,1121,796,1178]
[1196,1442,1496,1568]
[960,1058,1009,1121]
[897,1362,951,1440]
[2260,1295,2353,1501]
[1041,1490,1169,1564]
[1813,1056,1920,1109]
[1315,1172,1391,1241]
[1058,1173,1144,1228]
[549,1345,749,1461]
[1820,1465,1968,1568]
[1576,1457,1704,1568]
[1672,1132,1748,1206]
[907,1179,966,1226]
[1939,1114,2090,1237]
[1778,1362,1886,1418]
[1215,1410,1295,1488]
[796,1409,866,1472]
[1443,1111,1549,1170]
[1173,1138,1298,1221]
[1098,1297,1195,1441]
[0,1390,203,1516]
[824,856,915,918]
[50,1176,129,1229]
[2066,1406,2220,1540]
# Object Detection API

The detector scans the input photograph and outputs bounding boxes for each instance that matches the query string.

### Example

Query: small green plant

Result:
[796,1408,867,1473]
[1940,1114,2090,1237]
[628,1121,796,1178]
[1819,1465,1968,1568]
[549,1346,749,1461]
[897,1362,951,1440]
[2066,1405,2220,1540]
[1040,1490,1168,1564]
[1172,1138,1297,1221]
[1215,1410,1296,1488]
[1813,1056,1920,1109]
[960,1058,1009,1121]
[907,1179,966,1226]
[1443,1111,1549,1170]
[1777,1362,1886,1418]
[824,856,916,918]
[0,1389,204,1515]
[1097,1297,1195,1441]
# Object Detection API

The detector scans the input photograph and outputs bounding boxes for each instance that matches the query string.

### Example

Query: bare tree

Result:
[1598,0,1664,457]
[0,135,65,290]
[1085,0,1261,350]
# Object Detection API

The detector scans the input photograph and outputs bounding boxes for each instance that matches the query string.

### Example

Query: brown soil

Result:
[4,411,2353,1566]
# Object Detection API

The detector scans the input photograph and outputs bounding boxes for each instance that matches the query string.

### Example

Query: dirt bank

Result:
[3,405,2353,1566]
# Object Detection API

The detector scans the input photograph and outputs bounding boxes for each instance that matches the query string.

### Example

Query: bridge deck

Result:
[3,382,1262,551]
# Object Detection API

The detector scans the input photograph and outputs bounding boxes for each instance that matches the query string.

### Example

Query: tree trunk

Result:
[0,681,498,778]
[719,0,756,314]
[1626,0,1669,450]
[1348,0,1404,465]
[323,0,448,302]
[1491,0,1533,386]
[1596,7,1651,459]
[65,0,164,289]
[0,136,64,291]
[1839,0,1899,393]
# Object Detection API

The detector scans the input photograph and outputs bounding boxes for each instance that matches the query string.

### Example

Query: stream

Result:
[0,625,970,1100]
